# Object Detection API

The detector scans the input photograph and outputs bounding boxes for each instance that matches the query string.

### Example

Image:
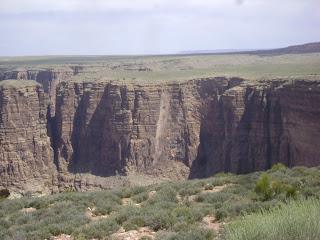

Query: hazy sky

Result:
[0,0,319,56]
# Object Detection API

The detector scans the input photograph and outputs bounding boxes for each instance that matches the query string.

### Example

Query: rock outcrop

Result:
[54,78,231,179]
[191,80,320,177]
[0,67,80,115]
[0,80,57,194]
[1,76,320,194]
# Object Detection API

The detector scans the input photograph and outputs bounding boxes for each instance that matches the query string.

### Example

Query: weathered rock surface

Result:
[1,76,320,193]
[0,67,80,115]
[0,80,57,194]
[54,78,231,179]
[191,79,320,177]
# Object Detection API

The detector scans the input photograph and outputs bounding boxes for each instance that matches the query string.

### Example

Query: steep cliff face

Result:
[54,78,320,180]
[54,78,231,179]
[1,76,320,194]
[190,80,320,177]
[0,81,57,194]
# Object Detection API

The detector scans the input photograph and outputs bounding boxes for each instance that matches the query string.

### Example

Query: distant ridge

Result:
[244,42,320,55]
[180,42,320,55]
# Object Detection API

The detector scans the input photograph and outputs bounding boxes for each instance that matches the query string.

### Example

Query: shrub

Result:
[145,209,174,231]
[156,226,214,240]
[271,163,287,171]
[131,192,149,203]
[172,206,204,224]
[215,209,228,220]
[140,237,153,240]
[254,173,273,200]
[73,218,119,239]
[0,189,10,199]
[254,173,298,201]
[195,192,233,204]
[204,184,214,191]
[152,186,177,203]
[113,186,144,199]
[285,185,297,199]
[123,216,145,231]
[225,199,320,240]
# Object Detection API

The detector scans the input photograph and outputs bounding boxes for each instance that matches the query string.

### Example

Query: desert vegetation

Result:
[225,199,320,240]
[0,165,319,239]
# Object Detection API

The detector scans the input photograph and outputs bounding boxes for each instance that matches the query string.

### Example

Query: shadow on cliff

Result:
[188,85,281,179]
[67,84,125,177]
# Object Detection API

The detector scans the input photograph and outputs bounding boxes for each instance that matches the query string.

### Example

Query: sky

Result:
[0,0,319,56]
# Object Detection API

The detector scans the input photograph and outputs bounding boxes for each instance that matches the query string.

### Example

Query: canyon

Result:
[0,53,320,195]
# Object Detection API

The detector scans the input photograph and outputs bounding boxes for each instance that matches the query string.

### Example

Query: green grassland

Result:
[1,165,320,240]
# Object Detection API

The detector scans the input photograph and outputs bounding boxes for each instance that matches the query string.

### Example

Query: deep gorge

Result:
[1,69,320,194]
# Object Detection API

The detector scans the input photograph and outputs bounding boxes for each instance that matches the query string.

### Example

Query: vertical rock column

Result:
[0,80,56,194]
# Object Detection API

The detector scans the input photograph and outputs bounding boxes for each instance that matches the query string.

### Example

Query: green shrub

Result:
[123,216,145,231]
[131,192,149,203]
[271,163,287,171]
[254,173,273,200]
[145,209,174,231]
[195,192,233,204]
[255,173,298,201]
[215,209,228,220]
[204,184,214,191]
[172,206,204,224]
[114,186,146,199]
[285,185,297,198]
[73,218,119,239]
[156,226,214,240]
[179,188,202,196]
[152,186,177,203]
[140,237,153,240]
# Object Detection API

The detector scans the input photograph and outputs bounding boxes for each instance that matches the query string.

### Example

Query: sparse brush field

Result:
[1,53,320,82]
[1,165,320,240]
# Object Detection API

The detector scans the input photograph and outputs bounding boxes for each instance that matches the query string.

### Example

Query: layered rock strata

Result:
[191,80,320,177]
[54,78,231,179]
[0,67,80,115]
[0,77,320,194]
[0,81,57,194]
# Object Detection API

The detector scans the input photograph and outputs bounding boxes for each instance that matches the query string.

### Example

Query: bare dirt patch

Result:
[148,190,157,199]
[201,215,225,239]
[20,207,37,213]
[85,207,109,221]
[49,234,73,240]
[111,227,155,240]
[177,184,233,203]
[202,184,233,194]
[122,198,142,207]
